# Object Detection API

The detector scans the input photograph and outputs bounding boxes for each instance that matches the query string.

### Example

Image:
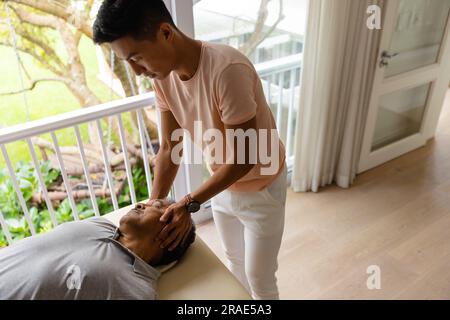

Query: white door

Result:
[358,0,450,173]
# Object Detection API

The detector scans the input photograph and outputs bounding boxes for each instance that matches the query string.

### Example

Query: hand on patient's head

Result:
[118,198,195,266]
[134,200,196,266]
[157,219,196,266]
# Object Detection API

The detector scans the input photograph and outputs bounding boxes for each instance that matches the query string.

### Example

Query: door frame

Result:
[358,0,450,174]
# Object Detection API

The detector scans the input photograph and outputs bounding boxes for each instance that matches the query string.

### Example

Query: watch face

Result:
[188,202,201,213]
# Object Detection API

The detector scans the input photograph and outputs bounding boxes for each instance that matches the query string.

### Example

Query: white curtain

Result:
[291,0,384,193]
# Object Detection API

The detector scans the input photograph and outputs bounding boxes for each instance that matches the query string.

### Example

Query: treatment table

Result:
[104,203,252,300]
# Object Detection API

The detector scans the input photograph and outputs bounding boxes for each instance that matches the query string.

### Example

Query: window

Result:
[192,0,308,181]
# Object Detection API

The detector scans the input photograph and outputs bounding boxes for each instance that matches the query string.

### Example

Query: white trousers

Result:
[211,165,287,300]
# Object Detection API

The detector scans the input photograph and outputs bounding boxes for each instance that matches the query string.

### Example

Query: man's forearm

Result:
[190,163,254,205]
[149,148,180,201]
[189,116,258,205]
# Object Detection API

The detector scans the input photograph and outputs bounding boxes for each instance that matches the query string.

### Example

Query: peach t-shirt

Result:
[152,41,285,192]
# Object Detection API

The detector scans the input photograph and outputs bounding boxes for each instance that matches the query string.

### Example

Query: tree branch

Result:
[74,0,94,46]
[84,0,95,21]
[239,0,269,55]
[2,0,93,38]
[239,0,285,57]
[256,0,285,50]
[7,3,59,29]
[5,4,67,71]
[57,20,83,74]
[15,30,66,72]
[0,40,64,76]
[18,53,32,80]
[0,77,70,96]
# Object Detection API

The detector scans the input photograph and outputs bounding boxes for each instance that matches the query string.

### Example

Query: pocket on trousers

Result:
[263,166,287,207]
[212,189,240,213]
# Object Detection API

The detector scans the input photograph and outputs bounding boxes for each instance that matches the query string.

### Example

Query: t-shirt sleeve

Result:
[217,63,258,125]
[152,80,170,112]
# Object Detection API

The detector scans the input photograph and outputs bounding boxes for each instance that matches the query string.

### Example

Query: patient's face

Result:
[119,202,166,239]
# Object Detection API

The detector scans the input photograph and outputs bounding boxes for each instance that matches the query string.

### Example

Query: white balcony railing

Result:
[0,93,158,245]
[0,55,302,246]
[258,53,302,163]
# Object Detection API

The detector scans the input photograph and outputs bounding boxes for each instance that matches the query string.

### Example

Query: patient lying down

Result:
[0,200,196,300]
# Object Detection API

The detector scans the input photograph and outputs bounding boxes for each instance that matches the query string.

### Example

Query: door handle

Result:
[381,51,399,59]
[380,50,399,68]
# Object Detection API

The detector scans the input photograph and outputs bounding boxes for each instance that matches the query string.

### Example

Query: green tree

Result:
[0,0,158,145]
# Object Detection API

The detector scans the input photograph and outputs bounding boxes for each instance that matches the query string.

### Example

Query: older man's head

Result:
[118,200,195,266]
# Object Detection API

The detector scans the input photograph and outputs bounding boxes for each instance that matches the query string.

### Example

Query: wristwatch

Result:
[184,194,201,213]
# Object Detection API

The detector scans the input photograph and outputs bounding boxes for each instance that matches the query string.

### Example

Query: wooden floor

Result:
[197,89,450,300]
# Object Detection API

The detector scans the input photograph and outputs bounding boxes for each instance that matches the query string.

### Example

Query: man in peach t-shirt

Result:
[94,0,286,300]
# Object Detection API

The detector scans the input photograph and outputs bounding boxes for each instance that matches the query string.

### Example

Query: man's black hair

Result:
[93,0,176,44]
[156,221,196,266]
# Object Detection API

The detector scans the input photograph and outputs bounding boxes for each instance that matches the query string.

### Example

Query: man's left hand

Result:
[157,201,192,251]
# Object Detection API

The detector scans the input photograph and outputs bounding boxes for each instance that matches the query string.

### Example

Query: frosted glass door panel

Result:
[371,83,431,151]
[385,0,450,77]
